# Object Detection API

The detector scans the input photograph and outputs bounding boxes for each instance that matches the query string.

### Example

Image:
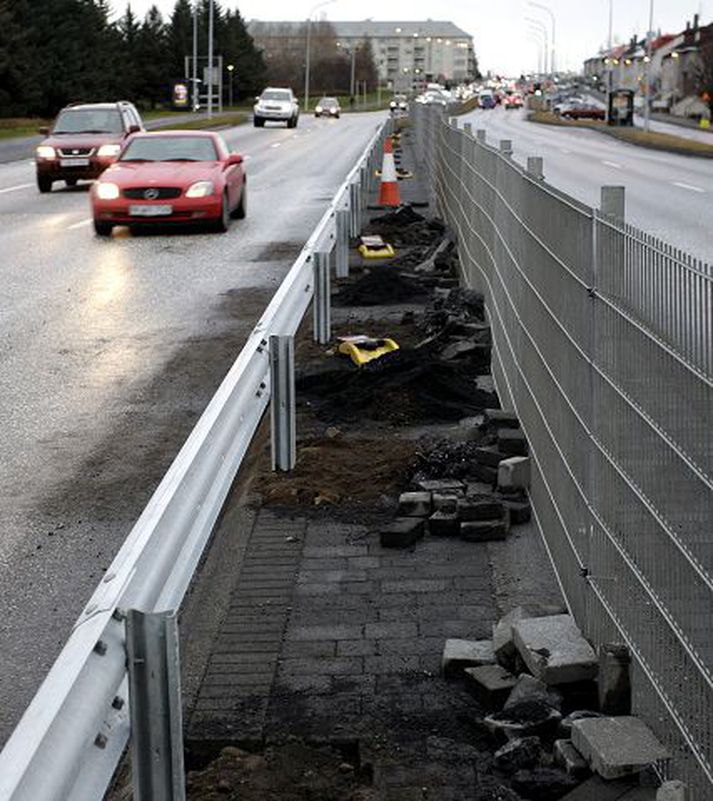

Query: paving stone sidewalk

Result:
[189,506,499,797]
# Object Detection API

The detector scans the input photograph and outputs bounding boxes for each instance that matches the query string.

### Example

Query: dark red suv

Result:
[35,101,144,193]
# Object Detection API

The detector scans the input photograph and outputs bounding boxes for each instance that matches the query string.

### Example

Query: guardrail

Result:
[0,119,388,801]
[412,103,713,796]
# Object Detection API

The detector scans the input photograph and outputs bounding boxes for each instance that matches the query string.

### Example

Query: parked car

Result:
[561,104,605,120]
[35,101,144,193]
[253,88,300,128]
[390,94,408,112]
[314,97,341,118]
[90,131,246,236]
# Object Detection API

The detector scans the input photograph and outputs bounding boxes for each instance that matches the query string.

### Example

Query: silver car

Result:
[254,88,300,128]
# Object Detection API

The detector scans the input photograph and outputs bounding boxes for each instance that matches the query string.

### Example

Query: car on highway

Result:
[35,101,144,193]
[314,97,341,118]
[390,94,408,112]
[560,103,605,121]
[504,92,524,109]
[90,131,246,236]
[253,88,300,128]
[478,90,496,109]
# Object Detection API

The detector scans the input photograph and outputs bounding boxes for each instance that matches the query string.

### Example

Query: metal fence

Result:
[0,121,388,801]
[413,104,713,795]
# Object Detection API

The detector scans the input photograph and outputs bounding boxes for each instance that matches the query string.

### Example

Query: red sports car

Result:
[91,130,246,236]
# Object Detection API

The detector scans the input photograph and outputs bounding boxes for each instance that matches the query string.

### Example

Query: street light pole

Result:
[644,0,655,132]
[304,0,337,112]
[526,34,545,76]
[192,1,198,111]
[528,1,556,75]
[350,46,357,99]
[207,0,214,118]
[606,0,613,123]
[526,18,549,74]
[227,64,234,108]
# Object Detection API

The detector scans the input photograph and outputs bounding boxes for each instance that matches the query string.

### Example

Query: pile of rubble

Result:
[379,408,531,548]
[440,609,670,800]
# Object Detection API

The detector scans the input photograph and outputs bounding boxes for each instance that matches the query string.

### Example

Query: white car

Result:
[254,88,300,128]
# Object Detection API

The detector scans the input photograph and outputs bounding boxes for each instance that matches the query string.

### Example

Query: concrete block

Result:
[485,408,520,429]
[442,638,496,678]
[498,428,529,456]
[428,510,460,537]
[598,643,631,714]
[657,781,689,801]
[398,491,432,517]
[465,480,494,496]
[558,710,604,739]
[505,673,562,711]
[554,739,590,778]
[502,499,532,525]
[380,518,425,549]
[463,665,518,708]
[498,456,531,489]
[432,493,459,513]
[571,716,670,780]
[475,446,507,468]
[471,464,498,484]
[493,607,529,665]
[512,615,598,685]
[494,736,542,773]
[415,478,465,494]
[458,496,504,522]
[461,519,508,542]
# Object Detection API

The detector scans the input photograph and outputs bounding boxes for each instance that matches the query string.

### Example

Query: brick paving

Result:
[190,506,498,796]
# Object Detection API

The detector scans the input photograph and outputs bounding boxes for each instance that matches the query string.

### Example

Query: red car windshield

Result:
[120,136,218,162]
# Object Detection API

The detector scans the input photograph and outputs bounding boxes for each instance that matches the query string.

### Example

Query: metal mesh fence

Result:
[412,104,713,795]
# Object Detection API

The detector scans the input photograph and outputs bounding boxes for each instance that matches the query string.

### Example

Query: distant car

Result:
[35,101,144,193]
[90,131,246,236]
[561,104,605,120]
[504,93,524,109]
[390,94,408,112]
[314,97,341,118]
[253,88,300,128]
[479,92,496,109]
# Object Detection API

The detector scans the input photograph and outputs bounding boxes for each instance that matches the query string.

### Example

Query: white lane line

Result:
[560,148,572,154]
[672,181,705,194]
[602,160,622,168]
[270,142,282,148]
[0,183,33,195]
[67,218,92,230]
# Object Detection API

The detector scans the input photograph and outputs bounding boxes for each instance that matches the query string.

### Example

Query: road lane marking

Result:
[0,183,32,194]
[560,149,572,154]
[271,142,282,148]
[602,160,622,168]
[673,181,705,193]
[67,218,92,230]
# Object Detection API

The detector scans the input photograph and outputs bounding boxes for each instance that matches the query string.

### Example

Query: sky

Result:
[119,0,713,76]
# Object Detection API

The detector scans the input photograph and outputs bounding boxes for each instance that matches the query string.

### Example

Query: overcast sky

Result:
[120,0,712,76]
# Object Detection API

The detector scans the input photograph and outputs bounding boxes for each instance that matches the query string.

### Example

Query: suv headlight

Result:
[186,181,214,198]
[36,145,56,159]
[315,105,323,113]
[97,144,121,158]
[96,182,120,200]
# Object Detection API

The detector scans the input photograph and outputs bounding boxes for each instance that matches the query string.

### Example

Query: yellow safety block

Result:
[358,242,395,258]
[337,336,400,366]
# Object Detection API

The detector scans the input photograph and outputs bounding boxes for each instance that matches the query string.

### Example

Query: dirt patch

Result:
[185,742,373,801]
[411,437,495,481]
[254,436,417,506]
[251,241,305,262]
[365,207,447,247]
[333,265,432,306]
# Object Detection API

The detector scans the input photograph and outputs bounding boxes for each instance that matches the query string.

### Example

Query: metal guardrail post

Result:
[499,139,513,157]
[335,208,350,278]
[476,129,487,143]
[126,610,185,801]
[349,182,361,237]
[601,186,626,220]
[463,122,473,136]
[269,334,296,472]
[527,156,544,180]
[313,251,331,345]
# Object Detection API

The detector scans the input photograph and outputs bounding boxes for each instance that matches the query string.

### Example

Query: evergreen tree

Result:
[221,9,266,98]
[117,4,142,99]
[135,6,170,108]
[168,0,194,81]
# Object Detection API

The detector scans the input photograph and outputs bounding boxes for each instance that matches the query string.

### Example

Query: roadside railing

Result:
[412,103,713,796]
[0,119,388,801]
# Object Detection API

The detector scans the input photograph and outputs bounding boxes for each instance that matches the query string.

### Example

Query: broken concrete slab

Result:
[571,716,670,780]
[656,781,688,801]
[442,638,496,678]
[428,510,460,538]
[432,493,459,514]
[494,736,542,773]
[498,456,531,489]
[504,674,562,711]
[398,491,432,517]
[502,498,532,525]
[458,497,505,522]
[379,517,425,549]
[463,665,518,708]
[485,408,521,429]
[493,607,530,665]
[415,478,465,494]
[497,428,529,456]
[471,464,499,484]
[475,445,508,468]
[461,519,508,542]
[554,739,590,779]
[485,702,562,741]
[511,768,579,800]
[559,776,657,800]
[512,615,598,685]
[558,710,604,739]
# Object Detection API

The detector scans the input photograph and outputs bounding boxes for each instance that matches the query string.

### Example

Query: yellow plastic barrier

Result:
[337,336,400,366]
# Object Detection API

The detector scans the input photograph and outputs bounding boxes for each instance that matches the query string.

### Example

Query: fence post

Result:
[499,139,513,157]
[601,186,626,221]
[527,156,544,180]
[463,122,473,136]
[270,334,296,471]
[126,610,185,801]
[335,208,350,277]
[313,250,331,345]
[476,129,487,143]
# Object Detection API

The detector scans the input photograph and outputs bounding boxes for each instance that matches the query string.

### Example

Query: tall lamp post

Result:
[227,64,235,108]
[526,18,549,75]
[192,0,199,111]
[527,1,556,75]
[643,0,655,132]
[304,0,337,112]
[207,0,214,118]
[526,33,546,76]
[606,0,614,123]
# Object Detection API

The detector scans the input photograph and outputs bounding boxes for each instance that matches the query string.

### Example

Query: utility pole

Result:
[350,46,357,98]
[644,0,654,132]
[606,0,613,123]
[192,1,198,111]
[207,0,214,118]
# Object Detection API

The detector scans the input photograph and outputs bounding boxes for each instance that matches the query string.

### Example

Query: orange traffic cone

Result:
[378,137,401,207]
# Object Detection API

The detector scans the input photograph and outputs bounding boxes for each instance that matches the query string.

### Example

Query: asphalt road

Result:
[0,111,384,746]
[461,106,713,263]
